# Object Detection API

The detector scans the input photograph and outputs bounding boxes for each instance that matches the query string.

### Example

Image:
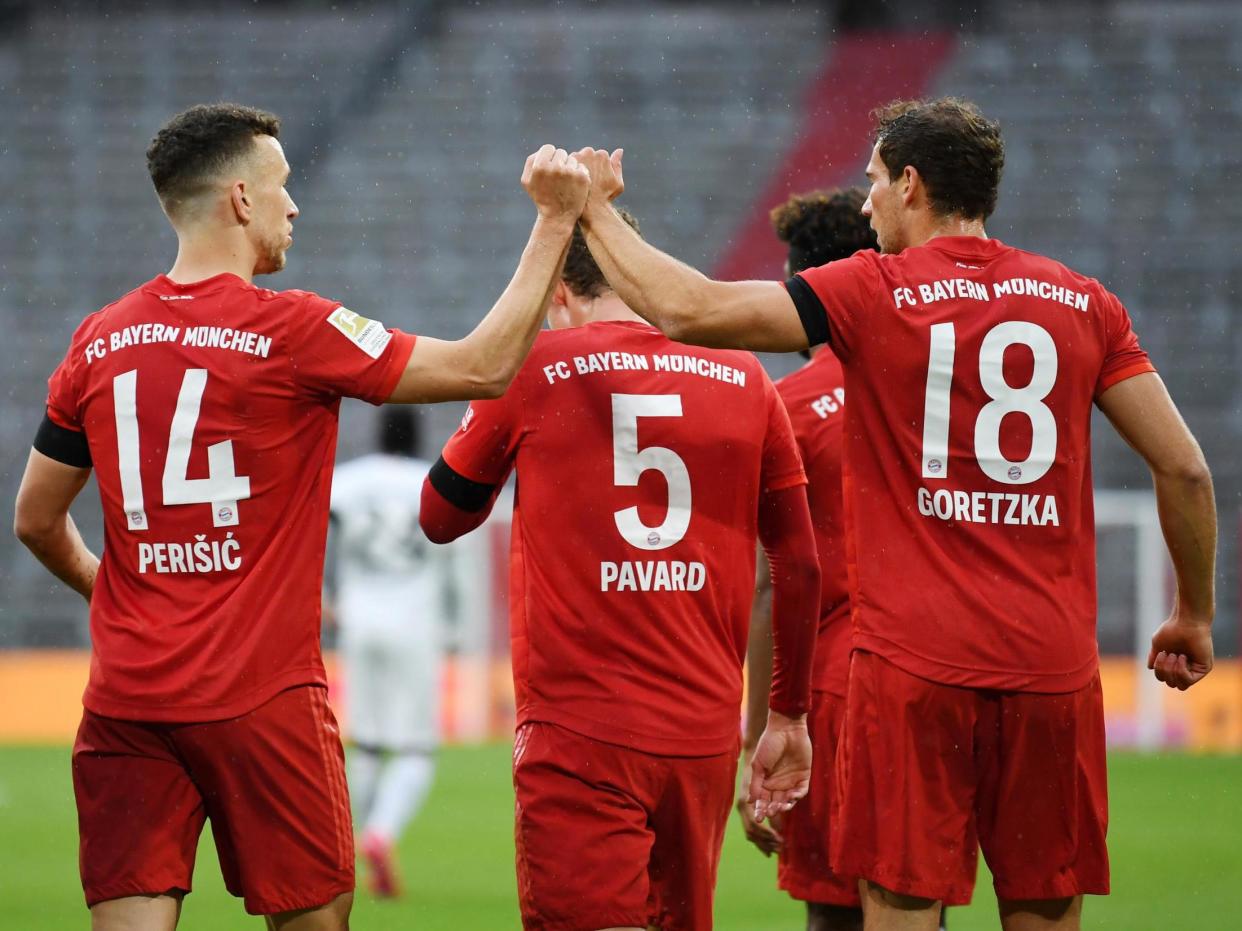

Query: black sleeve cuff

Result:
[429,456,496,512]
[785,275,831,348]
[34,410,92,468]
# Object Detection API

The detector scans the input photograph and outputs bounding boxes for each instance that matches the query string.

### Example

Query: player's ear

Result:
[900,165,921,208]
[229,180,252,224]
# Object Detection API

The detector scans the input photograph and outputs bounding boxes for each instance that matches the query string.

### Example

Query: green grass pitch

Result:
[2,745,1239,928]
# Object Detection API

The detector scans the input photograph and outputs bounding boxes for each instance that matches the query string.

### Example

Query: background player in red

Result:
[737,187,876,931]
[419,212,821,931]
[12,103,588,930]
[567,101,1216,931]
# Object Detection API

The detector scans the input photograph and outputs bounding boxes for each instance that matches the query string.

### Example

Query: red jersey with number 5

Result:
[791,236,1154,692]
[775,349,850,697]
[45,273,415,722]
[439,321,806,755]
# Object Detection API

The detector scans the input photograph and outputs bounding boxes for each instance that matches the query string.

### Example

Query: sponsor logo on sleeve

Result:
[326,307,393,359]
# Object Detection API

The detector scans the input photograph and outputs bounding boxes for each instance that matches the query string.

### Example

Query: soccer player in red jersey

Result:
[418,212,821,931]
[738,188,876,931]
[12,103,588,930]
[568,98,1217,931]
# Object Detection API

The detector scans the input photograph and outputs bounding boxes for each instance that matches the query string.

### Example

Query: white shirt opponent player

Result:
[329,407,449,898]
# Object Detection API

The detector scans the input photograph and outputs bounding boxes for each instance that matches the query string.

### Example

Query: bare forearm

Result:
[1152,465,1216,620]
[462,215,575,387]
[20,515,98,601]
[580,201,712,335]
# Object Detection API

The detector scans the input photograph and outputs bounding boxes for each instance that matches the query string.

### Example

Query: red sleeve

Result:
[421,388,525,543]
[785,252,883,361]
[758,482,819,717]
[286,293,416,404]
[46,342,84,432]
[760,375,807,494]
[420,477,498,543]
[1095,291,1156,398]
[439,387,525,486]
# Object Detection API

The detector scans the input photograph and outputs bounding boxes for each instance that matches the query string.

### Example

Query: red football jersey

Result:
[440,321,806,755]
[45,272,415,722]
[791,236,1154,692]
[775,349,850,697]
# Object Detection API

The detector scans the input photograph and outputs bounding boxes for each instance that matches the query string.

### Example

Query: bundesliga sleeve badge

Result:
[326,306,393,359]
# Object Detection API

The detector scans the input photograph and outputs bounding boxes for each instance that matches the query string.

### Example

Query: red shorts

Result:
[73,685,353,915]
[777,690,859,907]
[512,721,737,931]
[832,651,1108,905]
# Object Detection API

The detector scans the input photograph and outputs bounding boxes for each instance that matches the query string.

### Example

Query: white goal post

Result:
[1095,489,1169,750]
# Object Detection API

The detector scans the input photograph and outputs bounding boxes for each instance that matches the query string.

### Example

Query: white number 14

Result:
[113,369,251,530]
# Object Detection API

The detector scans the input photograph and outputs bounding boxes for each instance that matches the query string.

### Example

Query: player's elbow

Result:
[1152,443,1212,490]
[419,516,460,545]
[463,357,516,400]
[13,504,55,551]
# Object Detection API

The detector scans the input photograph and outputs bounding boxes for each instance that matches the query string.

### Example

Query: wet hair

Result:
[146,103,281,217]
[871,97,1004,220]
[770,187,877,275]
[378,407,420,457]
[563,208,641,298]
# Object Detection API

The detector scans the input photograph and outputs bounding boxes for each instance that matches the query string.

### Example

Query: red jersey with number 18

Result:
[45,273,415,722]
[791,237,1154,692]
[439,321,807,756]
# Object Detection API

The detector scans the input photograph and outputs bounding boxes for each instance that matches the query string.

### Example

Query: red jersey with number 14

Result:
[793,237,1154,692]
[45,273,415,722]
[440,321,807,756]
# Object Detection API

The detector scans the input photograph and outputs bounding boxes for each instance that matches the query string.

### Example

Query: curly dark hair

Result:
[872,97,1004,221]
[563,208,641,298]
[770,187,876,274]
[147,103,281,217]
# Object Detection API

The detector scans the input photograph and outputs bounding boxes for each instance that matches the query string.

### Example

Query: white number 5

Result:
[611,393,691,551]
[113,369,251,531]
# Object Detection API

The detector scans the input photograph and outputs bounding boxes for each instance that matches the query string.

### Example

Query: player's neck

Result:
[166,229,258,286]
[583,293,645,326]
[912,213,988,249]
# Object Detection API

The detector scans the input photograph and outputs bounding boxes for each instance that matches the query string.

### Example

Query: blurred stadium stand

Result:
[1,0,1237,660]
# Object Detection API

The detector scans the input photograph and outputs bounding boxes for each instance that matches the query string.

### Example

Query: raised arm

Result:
[1096,372,1216,689]
[574,148,810,352]
[14,448,97,601]
[387,146,589,403]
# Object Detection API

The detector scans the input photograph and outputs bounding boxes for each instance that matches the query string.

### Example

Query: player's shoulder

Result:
[992,241,1120,300]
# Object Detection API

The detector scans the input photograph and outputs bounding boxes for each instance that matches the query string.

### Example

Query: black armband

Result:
[785,274,831,348]
[33,411,92,468]
[429,456,496,512]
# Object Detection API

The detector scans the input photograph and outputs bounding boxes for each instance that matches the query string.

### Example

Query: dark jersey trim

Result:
[34,411,92,468]
[785,274,831,348]
[429,457,496,513]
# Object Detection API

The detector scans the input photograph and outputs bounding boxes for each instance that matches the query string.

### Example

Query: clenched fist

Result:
[572,147,625,207]
[522,145,590,221]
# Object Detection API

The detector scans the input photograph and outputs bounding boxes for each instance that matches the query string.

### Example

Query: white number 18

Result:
[920,321,1059,486]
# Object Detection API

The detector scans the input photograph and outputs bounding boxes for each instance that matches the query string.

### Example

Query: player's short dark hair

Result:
[563,208,641,298]
[379,407,420,457]
[872,97,1004,221]
[770,187,877,274]
[147,103,281,217]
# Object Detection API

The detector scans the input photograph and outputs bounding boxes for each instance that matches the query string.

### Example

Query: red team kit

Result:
[421,320,817,928]
[44,273,415,911]
[35,209,1158,921]
[786,235,1153,902]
